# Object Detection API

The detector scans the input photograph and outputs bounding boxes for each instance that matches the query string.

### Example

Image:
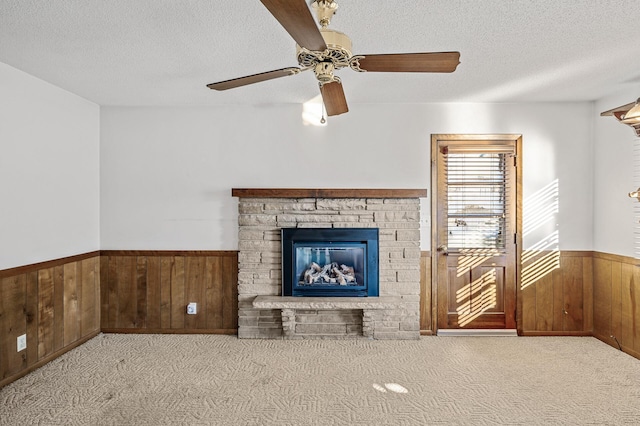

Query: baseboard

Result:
[593,332,640,360]
[521,331,592,336]
[100,250,238,257]
[437,329,518,337]
[101,328,237,335]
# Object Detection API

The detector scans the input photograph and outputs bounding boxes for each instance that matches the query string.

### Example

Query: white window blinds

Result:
[444,145,514,251]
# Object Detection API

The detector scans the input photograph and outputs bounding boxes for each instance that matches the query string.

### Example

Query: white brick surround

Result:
[234,190,424,340]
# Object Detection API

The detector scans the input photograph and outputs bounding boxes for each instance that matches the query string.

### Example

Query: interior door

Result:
[432,135,521,330]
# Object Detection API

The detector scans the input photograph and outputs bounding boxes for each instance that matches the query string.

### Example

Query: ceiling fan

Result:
[206,0,460,118]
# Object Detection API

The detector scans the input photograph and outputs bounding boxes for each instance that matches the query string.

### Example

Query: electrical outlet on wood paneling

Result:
[17,334,26,352]
[186,303,197,315]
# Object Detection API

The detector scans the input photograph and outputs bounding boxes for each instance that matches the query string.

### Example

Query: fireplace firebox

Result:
[282,228,379,297]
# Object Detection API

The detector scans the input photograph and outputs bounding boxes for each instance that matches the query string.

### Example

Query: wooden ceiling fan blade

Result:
[260,0,327,52]
[357,52,461,73]
[320,81,348,116]
[207,67,301,91]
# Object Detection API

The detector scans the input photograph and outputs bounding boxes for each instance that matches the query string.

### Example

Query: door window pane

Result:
[446,152,508,250]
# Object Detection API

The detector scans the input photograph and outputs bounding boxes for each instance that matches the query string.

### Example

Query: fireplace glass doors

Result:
[282,228,379,297]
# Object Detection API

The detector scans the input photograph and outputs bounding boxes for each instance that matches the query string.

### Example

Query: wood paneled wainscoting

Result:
[0,253,100,388]
[593,252,640,359]
[3,249,638,387]
[519,251,593,335]
[419,251,595,336]
[100,251,238,334]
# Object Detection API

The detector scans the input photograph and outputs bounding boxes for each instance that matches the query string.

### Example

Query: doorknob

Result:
[437,245,448,255]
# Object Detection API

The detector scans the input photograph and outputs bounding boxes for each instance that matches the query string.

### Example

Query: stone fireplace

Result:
[233,188,425,340]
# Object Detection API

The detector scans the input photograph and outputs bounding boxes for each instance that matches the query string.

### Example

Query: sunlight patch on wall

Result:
[521,179,560,289]
[521,231,559,264]
[521,232,560,289]
[523,179,559,237]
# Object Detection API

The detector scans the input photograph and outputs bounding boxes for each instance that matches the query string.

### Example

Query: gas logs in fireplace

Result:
[302,262,357,285]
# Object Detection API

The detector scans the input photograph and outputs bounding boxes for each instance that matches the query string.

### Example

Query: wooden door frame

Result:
[430,134,523,334]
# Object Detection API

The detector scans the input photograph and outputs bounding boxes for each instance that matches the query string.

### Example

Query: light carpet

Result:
[1,334,639,425]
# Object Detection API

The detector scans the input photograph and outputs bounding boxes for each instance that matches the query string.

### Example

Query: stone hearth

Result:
[233,188,425,340]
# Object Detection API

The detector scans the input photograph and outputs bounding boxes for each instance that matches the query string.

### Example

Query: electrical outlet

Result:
[186,302,197,315]
[17,334,26,352]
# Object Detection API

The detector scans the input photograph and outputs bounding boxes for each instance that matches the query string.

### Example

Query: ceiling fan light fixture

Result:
[314,62,336,83]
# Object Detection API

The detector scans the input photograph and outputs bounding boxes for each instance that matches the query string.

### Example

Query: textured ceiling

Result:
[1,0,640,107]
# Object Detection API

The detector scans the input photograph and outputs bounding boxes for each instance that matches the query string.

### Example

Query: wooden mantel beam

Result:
[231,188,427,199]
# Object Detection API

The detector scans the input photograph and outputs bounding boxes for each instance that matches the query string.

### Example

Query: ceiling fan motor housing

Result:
[296,29,353,69]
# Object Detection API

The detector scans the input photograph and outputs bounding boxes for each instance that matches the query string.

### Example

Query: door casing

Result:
[430,134,523,333]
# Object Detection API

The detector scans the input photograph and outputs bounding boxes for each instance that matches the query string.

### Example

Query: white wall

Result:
[0,62,100,270]
[101,102,593,251]
[0,60,627,265]
[593,87,640,258]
